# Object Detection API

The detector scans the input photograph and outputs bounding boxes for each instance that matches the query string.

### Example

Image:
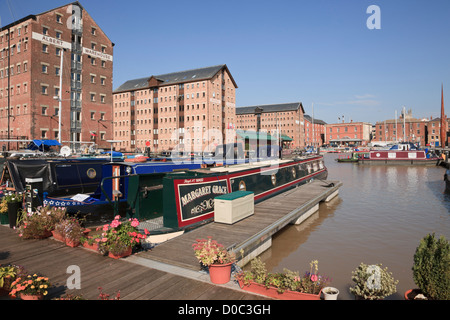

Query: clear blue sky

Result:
[1,0,449,124]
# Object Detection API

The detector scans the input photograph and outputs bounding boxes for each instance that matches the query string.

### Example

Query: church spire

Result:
[441,84,446,147]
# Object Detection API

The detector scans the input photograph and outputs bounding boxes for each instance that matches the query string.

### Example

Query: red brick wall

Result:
[0,3,113,151]
[113,67,237,153]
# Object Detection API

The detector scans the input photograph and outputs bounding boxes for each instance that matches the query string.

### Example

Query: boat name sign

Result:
[178,179,228,220]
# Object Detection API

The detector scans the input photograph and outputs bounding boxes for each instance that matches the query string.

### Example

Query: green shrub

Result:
[412,233,450,300]
[350,263,398,300]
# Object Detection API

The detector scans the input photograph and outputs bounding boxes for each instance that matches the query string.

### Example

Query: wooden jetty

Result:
[0,178,341,300]
[0,225,269,300]
[133,179,342,270]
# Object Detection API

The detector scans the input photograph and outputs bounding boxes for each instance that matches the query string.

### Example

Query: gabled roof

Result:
[0,2,113,45]
[114,64,237,93]
[304,115,327,125]
[236,102,304,115]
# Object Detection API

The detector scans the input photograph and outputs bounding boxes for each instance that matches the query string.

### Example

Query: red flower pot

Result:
[82,241,99,251]
[51,230,65,242]
[20,293,44,300]
[65,238,80,247]
[208,262,233,284]
[238,279,322,300]
[108,247,132,259]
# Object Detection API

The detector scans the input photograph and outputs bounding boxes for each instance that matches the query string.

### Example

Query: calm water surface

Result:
[256,153,450,300]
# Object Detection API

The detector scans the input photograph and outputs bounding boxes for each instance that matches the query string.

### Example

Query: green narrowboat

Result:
[125,155,328,242]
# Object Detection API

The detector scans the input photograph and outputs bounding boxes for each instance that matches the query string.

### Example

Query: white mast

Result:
[312,102,315,148]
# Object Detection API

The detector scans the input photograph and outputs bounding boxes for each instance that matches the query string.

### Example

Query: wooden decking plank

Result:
[141,180,341,271]
[0,225,269,300]
[121,272,179,300]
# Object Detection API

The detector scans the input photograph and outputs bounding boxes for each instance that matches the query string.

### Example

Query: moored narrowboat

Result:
[126,154,328,241]
[359,143,439,166]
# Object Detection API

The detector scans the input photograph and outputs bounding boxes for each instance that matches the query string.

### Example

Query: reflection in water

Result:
[254,153,450,300]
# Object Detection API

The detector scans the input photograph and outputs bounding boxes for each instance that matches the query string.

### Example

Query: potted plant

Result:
[45,206,67,231]
[64,218,85,247]
[52,293,85,300]
[350,262,398,300]
[236,258,331,300]
[322,286,340,300]
[0,196,9,225]
[16,210,52,239]
[81,234,101,251]
[192,237,236,284]
[15,205,68,240]
[9,273,51,300]
[97,215,149,259]
[0,264,26,297]
[407,233,449,300]
[4,193,23,228]
[52,219,67,242]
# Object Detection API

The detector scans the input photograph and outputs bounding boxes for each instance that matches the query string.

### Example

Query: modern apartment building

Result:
[113,64,237,153]
[0,1,114,151]
[235,102,305,149]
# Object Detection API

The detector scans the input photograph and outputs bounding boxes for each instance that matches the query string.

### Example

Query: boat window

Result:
[313,162,318,172]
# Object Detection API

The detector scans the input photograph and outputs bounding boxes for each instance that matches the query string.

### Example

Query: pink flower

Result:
[310,274,318,282]
[131,219,139,227]
[114,215,121,220]
[110,220,120,228]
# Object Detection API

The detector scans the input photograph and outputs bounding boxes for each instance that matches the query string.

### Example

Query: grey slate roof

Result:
[304,115,327,125]
[236,102,304,115]
[114,64,236,93]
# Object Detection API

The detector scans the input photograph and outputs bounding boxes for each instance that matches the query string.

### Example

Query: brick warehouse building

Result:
[304,114,326,147]
[0,2,114,151]
[325,120,372,147]
[113,64,237,153]
[235,102,306,149]
[371,109,428,145]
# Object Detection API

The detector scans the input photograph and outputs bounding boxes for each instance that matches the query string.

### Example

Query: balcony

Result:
[71,61,82,71]
[71,81,81,90]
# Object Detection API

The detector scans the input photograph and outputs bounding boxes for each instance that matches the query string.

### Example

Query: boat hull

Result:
[360,150,438,166]
[128,155,328,235]
[445,170,450,193]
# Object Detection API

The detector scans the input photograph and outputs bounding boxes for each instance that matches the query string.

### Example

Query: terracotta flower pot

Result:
[208,262,233,284]
[65,238,80,247]
[108,247,132,259]
[51,230,65,242]
[20,293,44,300]
[238,279,322,300]
[82,241,99,251]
